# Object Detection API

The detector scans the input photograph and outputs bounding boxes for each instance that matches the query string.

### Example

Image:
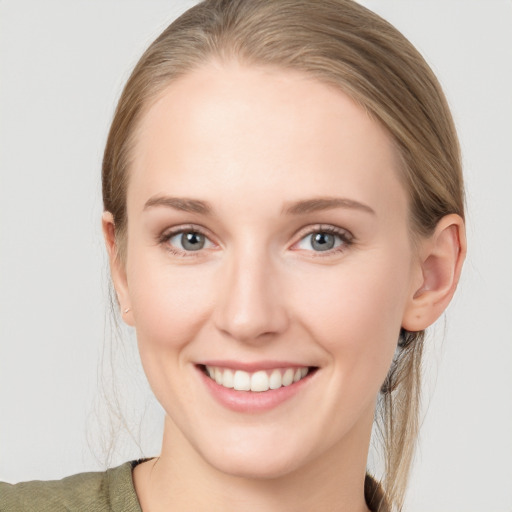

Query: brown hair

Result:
[102,0,464,509]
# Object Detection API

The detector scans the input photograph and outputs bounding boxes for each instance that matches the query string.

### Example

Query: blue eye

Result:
[295,228,351,253]
[172,232,205,251]
[159,225,351,257]
[163,229,215,253]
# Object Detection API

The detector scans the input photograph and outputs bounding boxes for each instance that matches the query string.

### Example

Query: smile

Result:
[204,366,311,392]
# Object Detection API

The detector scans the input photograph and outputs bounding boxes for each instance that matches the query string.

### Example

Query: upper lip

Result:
[197,360,314,372]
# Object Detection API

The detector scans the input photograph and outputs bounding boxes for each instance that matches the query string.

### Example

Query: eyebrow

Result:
[144,195,213,214]
[282,197,376,216]
[143,195,375,216]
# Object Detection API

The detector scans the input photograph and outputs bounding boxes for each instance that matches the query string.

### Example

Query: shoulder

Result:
[0,460,143,512]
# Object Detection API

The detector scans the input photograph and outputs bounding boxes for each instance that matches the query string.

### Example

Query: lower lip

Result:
[197,366,315,413]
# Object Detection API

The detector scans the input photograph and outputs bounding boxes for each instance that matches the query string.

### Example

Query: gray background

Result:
[1,1,511,510]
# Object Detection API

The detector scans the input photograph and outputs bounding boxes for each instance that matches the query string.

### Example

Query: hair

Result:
[102,0,464,510]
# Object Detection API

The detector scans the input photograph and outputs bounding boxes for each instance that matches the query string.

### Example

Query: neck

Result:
[134,414,373,512]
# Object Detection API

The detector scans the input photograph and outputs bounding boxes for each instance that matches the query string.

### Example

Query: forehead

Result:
[129,60,407,219]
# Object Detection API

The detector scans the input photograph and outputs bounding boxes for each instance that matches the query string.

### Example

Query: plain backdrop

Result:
[1,1,511,511]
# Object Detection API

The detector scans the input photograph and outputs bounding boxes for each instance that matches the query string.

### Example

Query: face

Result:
[114,61,423,478]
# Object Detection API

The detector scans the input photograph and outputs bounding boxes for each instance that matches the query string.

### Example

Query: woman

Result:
[0,0,466,510]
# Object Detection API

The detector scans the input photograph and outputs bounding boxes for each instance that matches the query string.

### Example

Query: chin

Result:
[195,429,316,480]
[208,451,304,481]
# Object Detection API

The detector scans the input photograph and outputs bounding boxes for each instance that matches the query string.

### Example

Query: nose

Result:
[213,248,289,344]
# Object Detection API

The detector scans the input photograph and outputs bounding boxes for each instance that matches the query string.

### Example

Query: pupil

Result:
[182,232,204,251]
[312,232,334,251]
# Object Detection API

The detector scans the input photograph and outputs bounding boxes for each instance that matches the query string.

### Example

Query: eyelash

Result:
[157,224,212,258]
[158,224,354,258]
[293,225,354,257]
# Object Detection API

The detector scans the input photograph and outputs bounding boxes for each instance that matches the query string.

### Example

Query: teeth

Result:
[250,371,269,392]
[222,368,234,388]
[233,370,251,391]
[205,365,311,392]
[282,368,294,386]
[269,369,282,390]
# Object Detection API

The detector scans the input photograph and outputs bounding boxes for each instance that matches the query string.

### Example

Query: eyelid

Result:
[293,223,353,240]
[157,223,354,257]
[158,224,218,256]
[290,224,354,255]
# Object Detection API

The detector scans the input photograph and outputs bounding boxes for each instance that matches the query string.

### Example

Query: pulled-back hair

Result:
[102,1,464,509]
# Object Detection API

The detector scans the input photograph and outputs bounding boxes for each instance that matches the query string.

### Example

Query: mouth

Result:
[198,364,318,393]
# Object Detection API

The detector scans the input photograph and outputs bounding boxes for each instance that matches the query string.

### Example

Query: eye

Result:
[160,228,216,255]
[294,227,352,254]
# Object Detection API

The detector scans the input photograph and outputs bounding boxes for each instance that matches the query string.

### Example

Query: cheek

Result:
[125,252,218,409]
[293,252,412,385]
[127,250,215,352]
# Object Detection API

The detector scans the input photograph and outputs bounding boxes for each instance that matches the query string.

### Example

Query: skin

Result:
[103,61,466,511]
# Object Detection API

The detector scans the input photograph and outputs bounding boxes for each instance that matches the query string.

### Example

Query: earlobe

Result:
[101,211,134,326]
[402,214,466,332]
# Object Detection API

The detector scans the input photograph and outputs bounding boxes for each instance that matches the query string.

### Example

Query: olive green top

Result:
[0,460,143,512]
[0,459,388,511]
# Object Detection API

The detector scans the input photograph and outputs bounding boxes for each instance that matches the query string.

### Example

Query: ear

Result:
[402,214,466,332]
[102,211,134,326]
